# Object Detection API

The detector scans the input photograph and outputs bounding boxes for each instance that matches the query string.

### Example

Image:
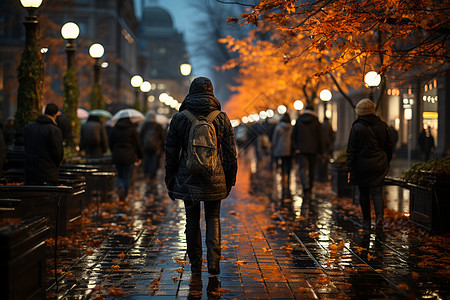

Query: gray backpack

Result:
[182,110,221,176]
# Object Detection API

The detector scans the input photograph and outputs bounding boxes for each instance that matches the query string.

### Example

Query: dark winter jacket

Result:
[291,110,323,155]
[109,118,143,166]
[24,115,64,184]
[346,114,393,186]
[80,116,109,157]
[56,114,73,146]
[271,121,292,157]
[165,77,238,202]
[321,119,335,156]
[140,121,166,154]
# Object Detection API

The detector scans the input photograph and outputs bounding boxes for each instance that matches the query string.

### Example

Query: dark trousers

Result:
[358,185,384,223]
[143,152,160,180]
[276,156,292,176]
[116,164,133,197]
[297,153,317,193]
[184,200,221,274]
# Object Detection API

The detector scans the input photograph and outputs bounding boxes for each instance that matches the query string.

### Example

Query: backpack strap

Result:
[182,110,221,123]
[182,110,197,123]
[206,110,221,123]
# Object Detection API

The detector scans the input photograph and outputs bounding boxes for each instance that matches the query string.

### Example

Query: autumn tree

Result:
[220,0,449,118]
[187,0,257,102]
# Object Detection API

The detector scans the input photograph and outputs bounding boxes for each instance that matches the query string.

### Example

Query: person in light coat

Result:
[271,113,293,198]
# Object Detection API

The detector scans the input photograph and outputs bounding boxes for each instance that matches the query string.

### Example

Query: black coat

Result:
[140,121,166,154]
[24,115,64,184]
[165,78,238,202]
[109,118,143,166]
[291,110,323,155]
[80,117,109,157]
[346,114,393,186]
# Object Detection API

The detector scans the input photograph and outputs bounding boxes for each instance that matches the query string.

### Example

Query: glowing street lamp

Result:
[131,75,143,111]
[278,105,287,114]
[293,100,304,111]
[180,63,192,76]
[89,43,105,109]
[61,21,80,146]
[15,0,43,132]
[140,81,151,113]
[61,22,80,69]
[364,71,381,100]
[319,89,332,102]
[131,75,143,88]
[140,81,151,93]
[320,89,332,119]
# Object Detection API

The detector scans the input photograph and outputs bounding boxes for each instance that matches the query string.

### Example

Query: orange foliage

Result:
[222,0,449,119]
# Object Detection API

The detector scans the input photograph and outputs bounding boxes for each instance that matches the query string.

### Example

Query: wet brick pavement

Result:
[46,156,449,299]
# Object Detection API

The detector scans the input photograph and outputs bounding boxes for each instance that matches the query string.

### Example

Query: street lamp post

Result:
[7,0,43,177]
[319,89,332,120]
[364,71,381,101]
[180,63,192,90]
[140,81,151,114]
[61,21,80,147]
[89,43,105,110]
[131,75,143,111]
[15,0,43,133]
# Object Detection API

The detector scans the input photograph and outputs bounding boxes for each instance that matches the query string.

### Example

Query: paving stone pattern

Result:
[46,157,449,299]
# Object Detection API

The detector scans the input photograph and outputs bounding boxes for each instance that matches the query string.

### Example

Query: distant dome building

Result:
[141,7,173,33]
[137,6,190,112]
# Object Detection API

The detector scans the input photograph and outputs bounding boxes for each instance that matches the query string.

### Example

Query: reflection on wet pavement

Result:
[45,151,449,299]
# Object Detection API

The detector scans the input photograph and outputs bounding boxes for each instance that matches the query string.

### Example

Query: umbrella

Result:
[111,108,145,124]
[77,108,89,119]
[89,109,113,119]
[156,114,170,125]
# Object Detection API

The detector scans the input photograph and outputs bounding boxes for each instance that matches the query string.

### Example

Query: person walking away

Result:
[291,105,323,197]
[80,115,109,158]
[165,77,238,275]
[140,110,166,193]
[346,99,393,234]
[109,117,143,201]
[317,117,335,181]
[389,124,398,158]
[271,113,293,199]
[56,111,74,147]
[418,126,435,161]
[24,103,64,185]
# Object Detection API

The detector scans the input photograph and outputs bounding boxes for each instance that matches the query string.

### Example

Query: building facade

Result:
[137,5,190,115]
[0,0,140,123]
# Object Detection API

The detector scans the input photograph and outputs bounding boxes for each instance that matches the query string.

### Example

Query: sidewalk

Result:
[46,158,449,299]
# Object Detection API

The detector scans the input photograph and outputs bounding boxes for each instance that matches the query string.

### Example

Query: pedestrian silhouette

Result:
[24,103,64,185]
[165,77,238,275]
[56,111,74,147]
[317,116,335,182]
[271,113,293,199]
[140,110,166,193]
[291,104,323,197]
[346,99,393,234]
[418,126,435,161]
[109,117,143,201]
[389,124,398,157]
[80,115,109,158]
